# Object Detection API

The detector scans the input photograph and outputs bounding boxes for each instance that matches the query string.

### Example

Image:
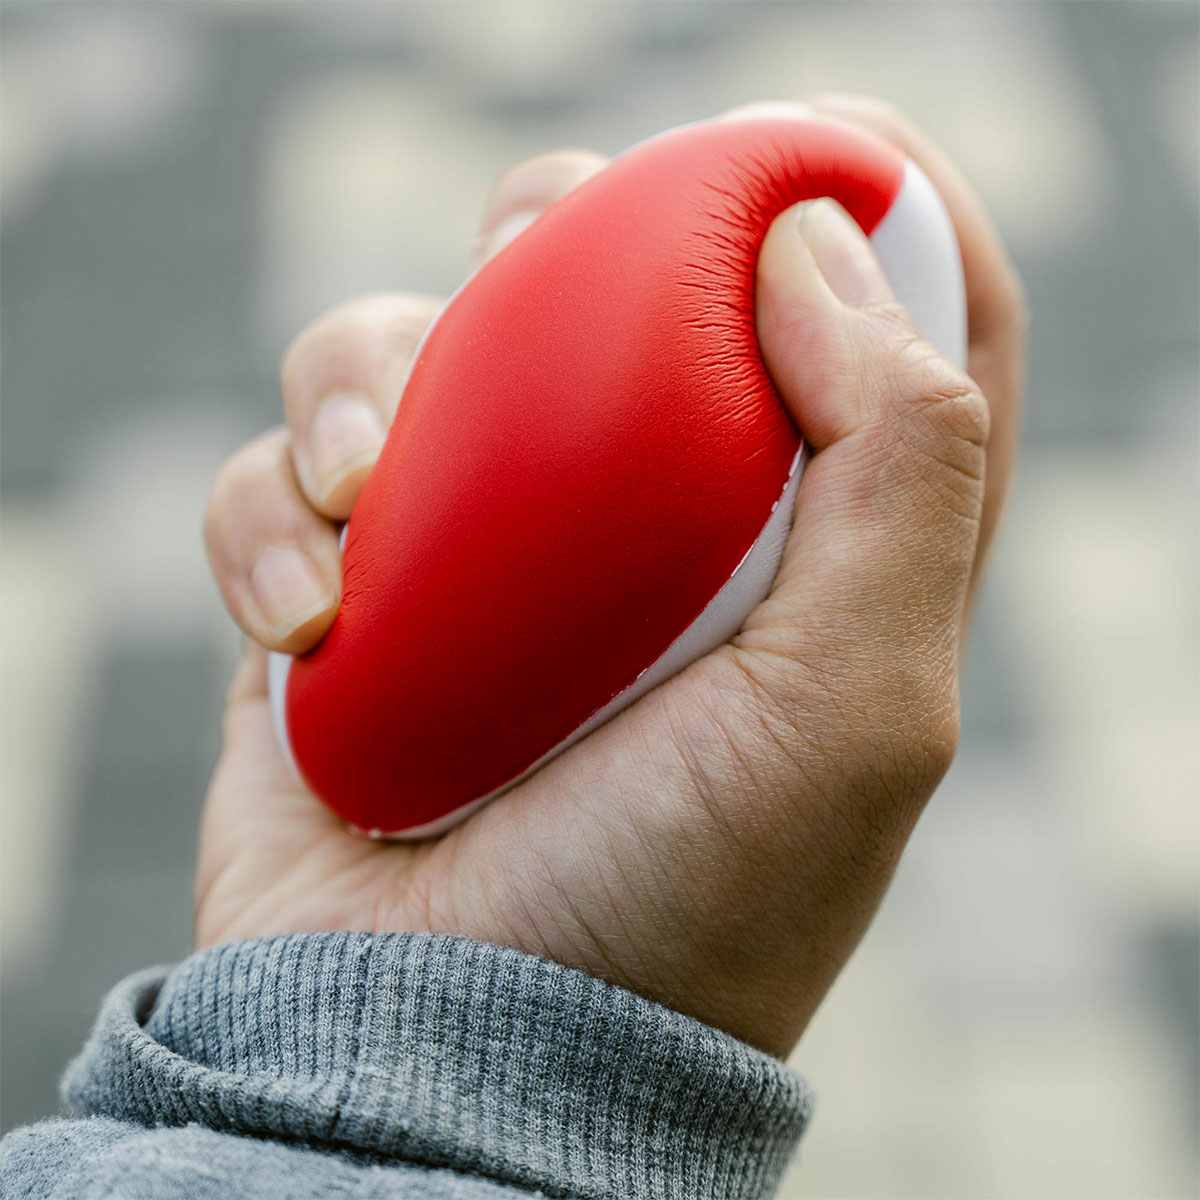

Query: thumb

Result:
[743,197,989,714]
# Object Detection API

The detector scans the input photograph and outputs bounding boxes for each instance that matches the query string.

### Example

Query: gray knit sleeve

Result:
[2,932,812,1199]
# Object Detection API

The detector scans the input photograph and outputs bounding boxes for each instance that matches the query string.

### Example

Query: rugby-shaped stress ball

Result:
[268,113,966,838]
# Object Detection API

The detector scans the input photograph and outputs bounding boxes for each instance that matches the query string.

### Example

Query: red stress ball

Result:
[268,113,966,838]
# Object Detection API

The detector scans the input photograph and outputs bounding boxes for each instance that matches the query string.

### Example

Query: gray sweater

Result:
[1,932,812,1198]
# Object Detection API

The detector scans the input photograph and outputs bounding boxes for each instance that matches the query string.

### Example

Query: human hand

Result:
[199,98,1025,1057]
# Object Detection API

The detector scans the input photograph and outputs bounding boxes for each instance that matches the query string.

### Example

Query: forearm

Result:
[2,932,811,1199]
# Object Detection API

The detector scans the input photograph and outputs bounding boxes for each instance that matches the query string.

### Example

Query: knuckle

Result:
[492,151,560,189]
[486,149,606,216]
[900,675,961,785]
[513,147,604,177]
[506,147,604,182]
[279,324,322,398]
[860,311,991,456]
[203,430,289,538]
[860,672,961,818]
[200,490,221,553]
[921,368,991,452]
[279,294,441,402]
[870,336,990,504]
[924,704,961,781]
[203,455,245,537]
[380,294,443,354]
[278,309,360,398]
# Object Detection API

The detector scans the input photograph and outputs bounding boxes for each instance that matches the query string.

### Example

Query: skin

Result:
[200,97,1027,1058]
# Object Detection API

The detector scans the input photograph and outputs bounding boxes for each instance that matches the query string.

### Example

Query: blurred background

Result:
[1,2,1196,1196]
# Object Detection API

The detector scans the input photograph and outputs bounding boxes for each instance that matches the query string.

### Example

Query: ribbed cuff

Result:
[63,932,811,1199]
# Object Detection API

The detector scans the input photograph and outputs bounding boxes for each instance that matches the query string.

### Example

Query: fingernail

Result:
[477,209,539,264]
[796,198,892,307]
[250,546,335,641]
[309,393,385,505]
